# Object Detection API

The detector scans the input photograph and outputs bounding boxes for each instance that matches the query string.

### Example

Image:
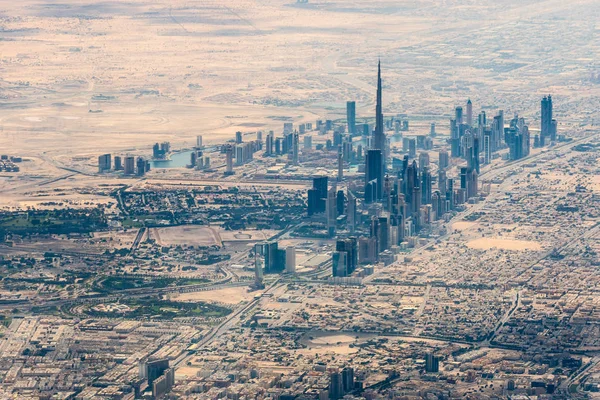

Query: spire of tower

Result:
[374,60,384,153]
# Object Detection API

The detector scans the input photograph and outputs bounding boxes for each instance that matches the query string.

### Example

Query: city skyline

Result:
[0,0,599,399]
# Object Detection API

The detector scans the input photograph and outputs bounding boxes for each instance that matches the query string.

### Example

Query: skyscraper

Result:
[113,156,122,171]
[329,371,343,400]
[455,106,463,125]
[285,246,296,274]
[466,99,473,126]
[225,145,234,175]
[421,167,432,205]
[292,132,299,166]
[124,156,135,175]
[483,130,491,165]
[438,150,449,170]
[332,251,348,277]
[136,157,146,176]
[335,238,358,276]
[346,101,356,135]
[541,95,553,146]
[307,176,328,215]
[98,154,111,172]
[425,353,440,373]
[326,186,337,236]
[365,149,383,202]
[418,152,430,172]
[372,61,386,169]
[347,190,356,233]
[265,132,274,156]
[259,241,285,274]
[337,145,343,181]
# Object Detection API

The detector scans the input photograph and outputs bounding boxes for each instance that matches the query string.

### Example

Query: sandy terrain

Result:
[219,229,279,242]
[452,221,477,232]
[466,238,542,251]
[170,286,257,304]
[311,334,356,345]
[152,226,222,247]
[0,0,598,168]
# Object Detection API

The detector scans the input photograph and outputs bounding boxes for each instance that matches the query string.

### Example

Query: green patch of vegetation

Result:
[0,209,107,236]
[85,297,231,320]
[30,305,60,316]
[96,275,210,293]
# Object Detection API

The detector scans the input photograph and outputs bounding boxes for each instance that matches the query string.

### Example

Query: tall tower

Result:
[541,95,553,145]
[365,149,383,202]
[346,101,356,135]
[466,99,473,126]
[347,189,356,233]
[337,145,343,181]
[373,61,386,165]
[292,131,299,166]
[225,145,234,175]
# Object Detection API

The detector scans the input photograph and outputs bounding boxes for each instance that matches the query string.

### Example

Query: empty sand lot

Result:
[152,226,222,247]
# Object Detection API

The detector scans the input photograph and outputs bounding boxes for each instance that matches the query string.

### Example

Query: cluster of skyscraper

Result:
[98,153,149,176]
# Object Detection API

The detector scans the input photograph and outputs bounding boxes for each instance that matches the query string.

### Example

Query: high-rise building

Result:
[372,61,386,170]
[284,122,294,134]
[196,135,203,148]
[541,95,553,146]
[342,367,354,393]
[113,156,122,171]
[307,189,324,216]
[473,137,480,174]
[418,152,429,172]
[141,358,170,385]
[285,246,296,274]
[257,241,285,274]
[98,154,111,172]
[225,145,234,175]
[336,189,345,217]
[421,167,432,205]
[332,251,348,277]
[466,99,473,126]
[446,178,454,210]
[326,186,337,236]
[265,132,274,156]
[124,156,135,175]
[236,131,243,144]
[347,190,356,233]
[303,135,312,150]
[430,123,436,137]
[365,149,383,202]
[455,106,463,125]
[136,157,146,177]
[346,101,356,135]
[337,145,343,181]
[425,353,440,373]
[370,216,389,253]
[408,138,416,158]
[335,238,358,276]
[329,371,343,400]
[253,243,265,287]
[483,130,491,165]
[450,119,460,157]
[478,111,487,127]
[438,169,447,195]
[292,132,299,165]
[358,236,378,264]
[438,150,449,170]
